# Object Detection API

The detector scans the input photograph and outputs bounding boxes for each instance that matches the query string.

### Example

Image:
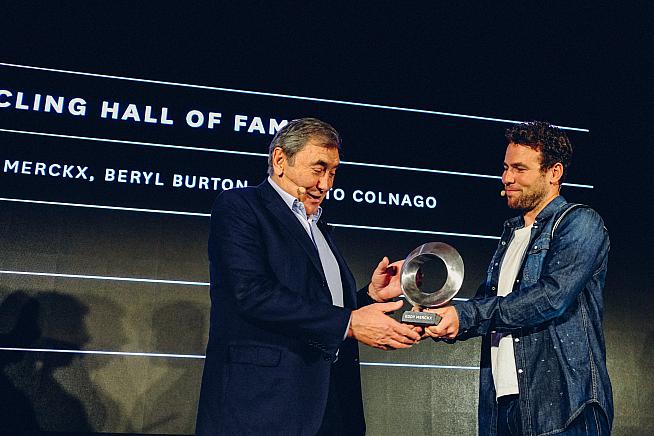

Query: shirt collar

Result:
[267,177,322,222]
[534,195,566,223]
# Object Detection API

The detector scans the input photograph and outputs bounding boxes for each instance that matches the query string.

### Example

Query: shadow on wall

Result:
[66,293,128,431]
[127,301,206,435]
[0,291,40,432]
[0,289,122,432]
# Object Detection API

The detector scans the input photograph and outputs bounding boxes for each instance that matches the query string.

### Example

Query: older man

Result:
[196,118,420,436]
[424,121,613,435]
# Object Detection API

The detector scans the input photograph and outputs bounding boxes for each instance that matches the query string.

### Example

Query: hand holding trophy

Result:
[399,242,464,326]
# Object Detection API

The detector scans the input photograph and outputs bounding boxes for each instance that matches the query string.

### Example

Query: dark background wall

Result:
[0,3,651,435]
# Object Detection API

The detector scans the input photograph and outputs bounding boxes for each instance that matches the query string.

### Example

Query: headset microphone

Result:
[500,189,506,197]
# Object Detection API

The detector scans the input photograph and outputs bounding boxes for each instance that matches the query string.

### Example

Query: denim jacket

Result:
[455,196,613,436]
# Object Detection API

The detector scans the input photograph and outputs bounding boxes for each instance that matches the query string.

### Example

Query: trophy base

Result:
[401,311,442,326]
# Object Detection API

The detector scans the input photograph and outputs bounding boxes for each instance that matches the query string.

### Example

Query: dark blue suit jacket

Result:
[196,181,371,436]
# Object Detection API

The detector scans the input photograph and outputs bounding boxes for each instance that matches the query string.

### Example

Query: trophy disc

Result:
[400,242,464,308]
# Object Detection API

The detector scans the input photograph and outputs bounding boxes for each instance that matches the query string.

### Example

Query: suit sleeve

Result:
[455,208,609,336]
[356,285,375,308]
[210,191,352,355]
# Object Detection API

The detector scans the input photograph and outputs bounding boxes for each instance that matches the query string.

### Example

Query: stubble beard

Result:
[508,179,548,212]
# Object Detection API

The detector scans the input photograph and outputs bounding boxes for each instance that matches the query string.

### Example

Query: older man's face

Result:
[276,137,340,216]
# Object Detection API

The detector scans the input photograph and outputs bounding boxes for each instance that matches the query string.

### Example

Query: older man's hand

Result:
[349,300,421,350]
[367,257,404,302]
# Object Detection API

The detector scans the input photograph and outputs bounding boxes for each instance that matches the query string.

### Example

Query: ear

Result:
[271,147,286,177]
[549,162,564,186]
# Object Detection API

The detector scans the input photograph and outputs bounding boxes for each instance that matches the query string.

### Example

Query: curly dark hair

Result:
[505,121,572,182]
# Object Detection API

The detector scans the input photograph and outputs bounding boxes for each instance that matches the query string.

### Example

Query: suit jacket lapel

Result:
[318,219,357,308]
[257,181,326,282]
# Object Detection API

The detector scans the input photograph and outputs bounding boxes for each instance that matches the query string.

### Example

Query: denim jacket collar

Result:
[503,195,567,230]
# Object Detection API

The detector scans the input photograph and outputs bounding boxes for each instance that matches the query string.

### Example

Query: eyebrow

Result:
[504,161,528,168]
[313,159,339,169]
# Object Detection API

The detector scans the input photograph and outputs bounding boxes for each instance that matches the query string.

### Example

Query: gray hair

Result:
[267,118,341,175]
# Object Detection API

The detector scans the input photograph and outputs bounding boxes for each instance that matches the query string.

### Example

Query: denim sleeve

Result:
[455,208,609,335]
[452,282,492,340]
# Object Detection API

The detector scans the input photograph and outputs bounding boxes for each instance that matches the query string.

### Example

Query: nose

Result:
[502,169,514,185]
[317,173,332,192]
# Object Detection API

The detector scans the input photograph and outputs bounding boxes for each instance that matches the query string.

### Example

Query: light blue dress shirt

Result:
[267,177,344,307]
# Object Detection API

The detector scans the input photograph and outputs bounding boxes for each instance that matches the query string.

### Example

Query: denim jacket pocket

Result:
[522,238,550,285]
[526,237,550,255]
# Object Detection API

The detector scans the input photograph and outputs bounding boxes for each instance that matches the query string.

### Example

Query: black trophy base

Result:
[401,310,442,326]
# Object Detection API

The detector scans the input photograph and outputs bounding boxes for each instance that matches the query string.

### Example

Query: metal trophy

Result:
[399,242,464,326]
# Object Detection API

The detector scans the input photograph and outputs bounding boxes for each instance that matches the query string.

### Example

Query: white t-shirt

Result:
[491,224,532,398]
